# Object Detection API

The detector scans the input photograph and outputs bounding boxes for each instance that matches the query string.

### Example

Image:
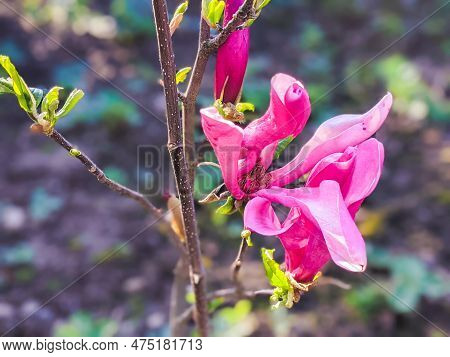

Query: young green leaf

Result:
[202,0,225,28]
[210,0,225,25]
[175,1,189,16]
[41,86,62,119]
[55,89,84,119]
[261,248,290,290]
[0,55,36,113]
[246,0,272,27]
[216,196,236,215]
[255,0,272,11]
[0,77,14,94]
[170,1,189,35]
[31,88,44,107]
[175,67,192,84]
[273,135,294,160]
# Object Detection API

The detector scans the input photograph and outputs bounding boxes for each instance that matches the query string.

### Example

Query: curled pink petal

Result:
[244,196,299,236]
[270,93,392,187]
[201,107,245,199]
[242,74,311,155]
[307,138,384,217]
[215,0,249,104]
[259,141,278,169]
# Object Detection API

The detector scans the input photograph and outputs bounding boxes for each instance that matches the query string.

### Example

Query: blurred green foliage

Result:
[211,300,256,337]
[92,243,132,264]
[61,89,142,128]
[104,166,129,186]
[111,0,155,40]
[194,165,222,200]
[54,311,118,337]
[29,188,64,222]
[346,245,450,319]
[0,243,34,267]
[367,245,450,313]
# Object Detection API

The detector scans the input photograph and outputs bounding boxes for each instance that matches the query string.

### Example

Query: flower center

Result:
[238,160,272,194]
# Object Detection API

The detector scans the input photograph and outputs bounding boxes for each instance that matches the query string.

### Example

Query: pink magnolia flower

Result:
[215,0,250,104]
[201,72,392,283]
[244,138,384,282]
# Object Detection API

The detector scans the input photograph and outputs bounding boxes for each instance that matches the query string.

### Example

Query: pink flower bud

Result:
[214,0,250,104]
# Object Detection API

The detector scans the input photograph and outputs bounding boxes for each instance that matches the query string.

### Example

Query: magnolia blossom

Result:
[245,139,384,282]
[215,0,250,103]
[201,73,392,283]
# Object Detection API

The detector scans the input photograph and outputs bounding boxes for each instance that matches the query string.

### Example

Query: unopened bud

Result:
[170,1,188,36]
[29,123,44,134]
[69,148,81,157]
[241,229,253,246]
[241,229,251,240]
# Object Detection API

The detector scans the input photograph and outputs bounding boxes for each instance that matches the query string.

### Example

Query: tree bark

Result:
[151,0,209,336]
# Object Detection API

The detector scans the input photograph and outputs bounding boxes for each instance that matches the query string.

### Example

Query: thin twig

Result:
[197,161,221,169]
[317,277,351,290]
[47,129,187,254]
[231,239,248,295]
[176,275,354,327]
[175,288,273,327]
[152,0,209,337]
[49,129,162,217]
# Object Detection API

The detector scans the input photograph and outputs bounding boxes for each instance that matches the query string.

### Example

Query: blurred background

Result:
[0,0,449,337]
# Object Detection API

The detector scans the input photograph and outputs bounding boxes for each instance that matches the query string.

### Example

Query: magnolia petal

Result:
[201,107,245,199]
[255,180,367,272]
[278,217,331,282]
[244,196,299,236]
[306,138,384,217]
[259,141,278,169]
[242,73,311,155]
[344,139,384,216]
[270,92,392,187]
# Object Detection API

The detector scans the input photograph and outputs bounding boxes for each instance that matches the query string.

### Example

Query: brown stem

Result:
[49,129,161,217]
[182,17,210,182]
[204,0,254,53]
[169,257,190,336]
[152,0,209,336]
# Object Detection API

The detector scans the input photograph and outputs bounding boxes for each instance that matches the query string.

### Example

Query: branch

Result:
[175,288,273,327]
[49,129,162,217]
[175,276,353,327]
[45,128,188,255]
[152,0,209,337]
[182,17,211,183]
[182,0,254,179]
[231,238,248,295]
[204,0,254,54]
[184,18,211,105]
